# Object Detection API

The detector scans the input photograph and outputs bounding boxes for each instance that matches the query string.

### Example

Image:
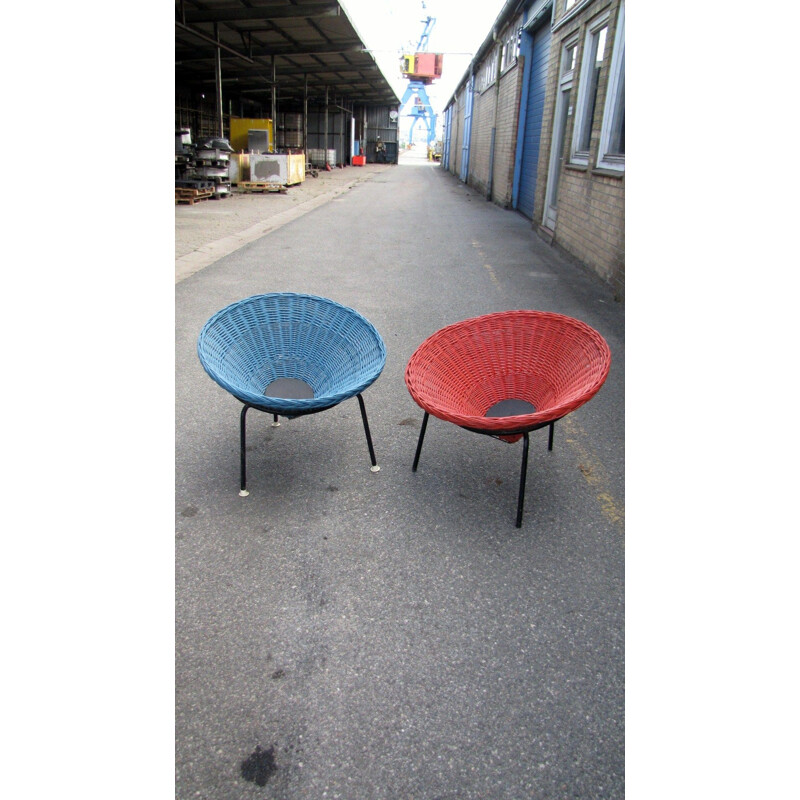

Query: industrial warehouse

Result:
[175,0,624,294]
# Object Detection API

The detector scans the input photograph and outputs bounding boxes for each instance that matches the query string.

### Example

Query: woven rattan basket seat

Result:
[404,310,611,526]
[405,310,611,436]
[198,293,386,415]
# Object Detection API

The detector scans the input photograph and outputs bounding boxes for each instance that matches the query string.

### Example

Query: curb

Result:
[175,169,385,284]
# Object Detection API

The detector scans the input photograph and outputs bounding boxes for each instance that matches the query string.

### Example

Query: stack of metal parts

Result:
[175,129,197,181]
[175,129,214,198]
[194,137,234,198]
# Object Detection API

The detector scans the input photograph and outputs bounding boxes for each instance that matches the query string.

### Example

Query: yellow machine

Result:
[228,118,275,153]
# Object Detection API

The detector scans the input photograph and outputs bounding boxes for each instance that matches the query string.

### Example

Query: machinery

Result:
[399,6,443,148]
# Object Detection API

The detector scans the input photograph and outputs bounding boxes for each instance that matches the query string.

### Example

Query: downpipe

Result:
[487,27,504,201]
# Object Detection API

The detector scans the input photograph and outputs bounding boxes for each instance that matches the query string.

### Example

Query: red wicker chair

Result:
[405,310,611,527]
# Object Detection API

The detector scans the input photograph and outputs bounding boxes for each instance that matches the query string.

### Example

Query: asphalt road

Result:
[175,154,625,799]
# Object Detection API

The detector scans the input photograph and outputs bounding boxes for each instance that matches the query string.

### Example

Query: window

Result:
[570,13,610,165]
[501,27,520,72]
[476,47,498,92]
[597,0,625,170]
[563,38,577,78]
[577,26,607,151]
[559,0,594,27]
[543,33,579,229]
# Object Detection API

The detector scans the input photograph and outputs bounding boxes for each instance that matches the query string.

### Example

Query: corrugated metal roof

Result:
[175,0,400,106]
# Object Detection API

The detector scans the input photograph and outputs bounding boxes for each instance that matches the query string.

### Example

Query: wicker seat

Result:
[198,293,386,496]
[405,310,611,527]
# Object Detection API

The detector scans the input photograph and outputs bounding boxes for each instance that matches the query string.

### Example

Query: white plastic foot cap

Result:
[239,489,250,497]
[370,465,381,472]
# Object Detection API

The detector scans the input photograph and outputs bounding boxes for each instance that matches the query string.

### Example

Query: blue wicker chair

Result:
[198,293,386,496]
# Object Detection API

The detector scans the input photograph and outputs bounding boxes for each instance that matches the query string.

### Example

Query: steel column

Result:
[271,56,277,129]
[304,75,308,154]
[214,23,223,137]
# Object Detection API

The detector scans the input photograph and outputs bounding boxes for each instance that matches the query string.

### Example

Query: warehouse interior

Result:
[175,0,402,191]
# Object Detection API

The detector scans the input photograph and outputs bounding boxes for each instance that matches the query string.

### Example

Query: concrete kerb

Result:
[175,165,390,284]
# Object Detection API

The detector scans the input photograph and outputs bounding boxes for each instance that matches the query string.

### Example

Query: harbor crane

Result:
[398,5,443,147]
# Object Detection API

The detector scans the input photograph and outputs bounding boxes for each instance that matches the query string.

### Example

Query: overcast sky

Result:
[340,0,509,117]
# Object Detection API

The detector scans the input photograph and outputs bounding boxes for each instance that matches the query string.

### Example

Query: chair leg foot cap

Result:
[239,489,250,497]
[271,421,281,427]
[370,465,381,473]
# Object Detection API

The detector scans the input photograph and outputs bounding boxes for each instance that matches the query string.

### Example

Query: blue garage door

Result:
[460,75,474,183]
[517,22,551,219]
[442,105,452,169]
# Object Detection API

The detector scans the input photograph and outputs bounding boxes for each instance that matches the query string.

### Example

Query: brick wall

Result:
[456,14,525,206]
[469,84,496,196]
[556,168,624,286]
[492,63,523,207]
[535,0,625,292]
[441,1,625,294]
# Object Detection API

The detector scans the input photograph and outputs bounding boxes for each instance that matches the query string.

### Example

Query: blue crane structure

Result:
[399,13,442,147]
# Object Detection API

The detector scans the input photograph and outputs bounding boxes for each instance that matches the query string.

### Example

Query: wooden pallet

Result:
[238,181,287,194]
[175,187,214,205]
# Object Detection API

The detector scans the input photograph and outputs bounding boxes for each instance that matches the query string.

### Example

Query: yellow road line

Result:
[472,240,501,289]
[562,415,624,529]
[468,240,621,528]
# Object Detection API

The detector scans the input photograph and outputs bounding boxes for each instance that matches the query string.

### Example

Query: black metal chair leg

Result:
[412,411,430,472]
[239,404,251,496]
[516,432,530,528]
[356,393,380,472]
[548,421,555,451]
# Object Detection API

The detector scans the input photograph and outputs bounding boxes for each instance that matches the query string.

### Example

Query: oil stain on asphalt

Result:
[240,745,277,787]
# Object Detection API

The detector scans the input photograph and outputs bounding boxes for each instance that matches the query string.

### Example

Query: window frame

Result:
[569,11,611,166]
[476,45,498,93]
[557,0,592,29]
[561,33,579,84]
[501,26,520,74]
[597,0,625,172]
[542,32,579,229]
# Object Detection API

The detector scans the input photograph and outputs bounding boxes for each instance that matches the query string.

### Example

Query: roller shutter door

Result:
[517,22,551,219]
